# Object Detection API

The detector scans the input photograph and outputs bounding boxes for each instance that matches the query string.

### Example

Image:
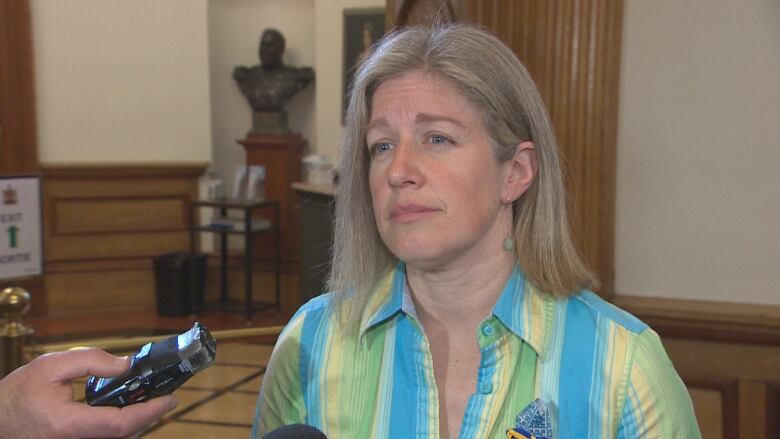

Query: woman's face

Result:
[367,71,514,270]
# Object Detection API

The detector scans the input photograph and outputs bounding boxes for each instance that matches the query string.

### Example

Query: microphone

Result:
[262,424,328,439]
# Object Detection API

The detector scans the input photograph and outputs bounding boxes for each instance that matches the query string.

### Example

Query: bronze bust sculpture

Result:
[233,29,315,134]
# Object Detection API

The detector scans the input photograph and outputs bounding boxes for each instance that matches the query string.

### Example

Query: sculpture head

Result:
[259,29,285,69]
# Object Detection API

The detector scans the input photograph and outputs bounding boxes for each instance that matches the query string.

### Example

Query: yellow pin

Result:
[506,429,535,439]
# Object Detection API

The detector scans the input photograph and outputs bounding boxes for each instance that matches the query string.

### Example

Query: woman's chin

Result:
[395,247,463,272]
[393,247,442,267]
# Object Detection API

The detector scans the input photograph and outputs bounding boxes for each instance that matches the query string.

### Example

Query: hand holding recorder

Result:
[86,323,216,407]
[0,348,177,439]
[0,323,216,438]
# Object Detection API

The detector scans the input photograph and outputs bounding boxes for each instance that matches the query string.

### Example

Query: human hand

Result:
[0,348,178,439]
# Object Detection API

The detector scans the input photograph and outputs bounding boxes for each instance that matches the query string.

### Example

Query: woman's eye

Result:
[428,134,452,144]
[370,142,393,156]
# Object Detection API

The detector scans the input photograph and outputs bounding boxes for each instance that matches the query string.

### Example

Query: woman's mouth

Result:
[389,204,439,223]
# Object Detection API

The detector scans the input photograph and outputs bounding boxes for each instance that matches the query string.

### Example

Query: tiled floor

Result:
[72,342,275,438]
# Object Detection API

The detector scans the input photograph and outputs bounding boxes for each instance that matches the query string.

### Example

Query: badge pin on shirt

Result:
[506,398,552,439]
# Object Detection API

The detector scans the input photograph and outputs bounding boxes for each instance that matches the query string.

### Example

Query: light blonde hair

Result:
[329,23,597,324]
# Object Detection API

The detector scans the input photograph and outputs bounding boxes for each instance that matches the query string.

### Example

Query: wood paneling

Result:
[673,346,780,437]
[47,232,192,262]
[45,269,156,312]
[666,339,780,385]
[40,164,206,314]
[387,0,622,298]
[0,0,38,173]
[686,378,739,439]
[767,382,780,439]
[52,197,188,235]
[617,294,780,438]
[689,388,724,439]
[738,380,768,438]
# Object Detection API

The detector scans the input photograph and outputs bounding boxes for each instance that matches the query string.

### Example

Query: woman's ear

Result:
[501,141,538,202]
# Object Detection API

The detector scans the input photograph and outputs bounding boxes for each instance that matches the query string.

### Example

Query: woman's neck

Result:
[406,251,515,330]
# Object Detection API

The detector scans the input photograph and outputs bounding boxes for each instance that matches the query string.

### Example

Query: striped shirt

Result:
[252,263,701,438]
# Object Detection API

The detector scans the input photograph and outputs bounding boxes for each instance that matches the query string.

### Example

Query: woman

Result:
[253,24,700,438]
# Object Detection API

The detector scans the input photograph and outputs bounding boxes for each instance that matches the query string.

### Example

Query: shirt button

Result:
[481,382,493,394]
[481,323,495,337]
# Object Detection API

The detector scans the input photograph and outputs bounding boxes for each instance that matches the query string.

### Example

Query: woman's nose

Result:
[387,142,423,188]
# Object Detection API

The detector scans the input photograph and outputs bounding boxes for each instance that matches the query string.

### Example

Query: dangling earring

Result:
[503,199,514,252]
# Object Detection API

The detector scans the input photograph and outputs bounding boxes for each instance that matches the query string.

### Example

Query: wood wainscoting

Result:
[615,295,780,439]
[39,163,207,315]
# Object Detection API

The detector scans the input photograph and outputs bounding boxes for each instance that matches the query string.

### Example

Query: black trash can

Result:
[153,252,207,316]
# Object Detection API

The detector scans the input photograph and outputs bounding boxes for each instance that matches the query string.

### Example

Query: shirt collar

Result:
[358,262,555,358]
[492,265,555,358]
[358,263,406,336]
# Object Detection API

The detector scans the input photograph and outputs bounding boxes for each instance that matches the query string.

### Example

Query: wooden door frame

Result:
[0,0,38,173]
[1,0,44,314]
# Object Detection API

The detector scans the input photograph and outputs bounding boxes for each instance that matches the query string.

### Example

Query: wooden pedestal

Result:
[239,133,306,272]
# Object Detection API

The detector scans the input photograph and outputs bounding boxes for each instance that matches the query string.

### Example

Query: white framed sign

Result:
[0,175,42,279]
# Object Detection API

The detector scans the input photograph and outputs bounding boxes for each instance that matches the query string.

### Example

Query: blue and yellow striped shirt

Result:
[253,264,700,438]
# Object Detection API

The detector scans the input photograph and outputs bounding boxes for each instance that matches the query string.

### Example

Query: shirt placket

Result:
[407,315,442,439]
[457,318,507,439]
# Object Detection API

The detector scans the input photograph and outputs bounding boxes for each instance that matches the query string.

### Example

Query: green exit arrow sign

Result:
[7,225,19,248]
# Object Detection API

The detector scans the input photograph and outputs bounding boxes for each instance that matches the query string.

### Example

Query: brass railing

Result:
[1,286,283,377]
[29,325,285,355]
[0,287,34,378]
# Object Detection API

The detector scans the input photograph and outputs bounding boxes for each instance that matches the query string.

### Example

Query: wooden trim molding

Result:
[614,294,780,345]
[39,163,207,179]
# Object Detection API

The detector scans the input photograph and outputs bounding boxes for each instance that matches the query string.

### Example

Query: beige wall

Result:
[31,0,212,163]
[615,0,780,305]
[31,0,382,178]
